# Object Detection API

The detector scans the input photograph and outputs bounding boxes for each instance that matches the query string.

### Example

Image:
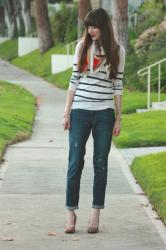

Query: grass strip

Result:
[113,110,166,147]
[0,81,35,161]
[131,151,166,225]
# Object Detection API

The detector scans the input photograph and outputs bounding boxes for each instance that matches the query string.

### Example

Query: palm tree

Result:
[112,0,129,51]
[78,0,92,38]
[34,0,53,53]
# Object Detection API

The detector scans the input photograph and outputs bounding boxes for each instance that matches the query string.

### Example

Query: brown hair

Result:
[78,8,120,79]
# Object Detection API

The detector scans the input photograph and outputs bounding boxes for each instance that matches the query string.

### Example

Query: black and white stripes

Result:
[68,40,126,110]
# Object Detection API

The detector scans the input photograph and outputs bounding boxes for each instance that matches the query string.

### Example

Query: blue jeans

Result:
[65,108,115,210]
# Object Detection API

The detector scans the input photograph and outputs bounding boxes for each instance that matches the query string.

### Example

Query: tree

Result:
[34,0,53,53]
[78,0,92,38]
[20,0,31,35]
[2,0,32,37]
[15,0,21,34]
[0,1,6,36]
[3,0,17,37]
[112,0,129,51]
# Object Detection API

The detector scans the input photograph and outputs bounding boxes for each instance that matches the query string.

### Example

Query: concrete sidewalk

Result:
[0,59,166,250]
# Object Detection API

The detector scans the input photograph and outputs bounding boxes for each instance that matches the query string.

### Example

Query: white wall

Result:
[18,37,39,57]
[51,55,74,74]
[0,37,10,44]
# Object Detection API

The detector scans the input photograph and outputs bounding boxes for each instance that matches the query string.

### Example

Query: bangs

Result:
[85,15,100,28]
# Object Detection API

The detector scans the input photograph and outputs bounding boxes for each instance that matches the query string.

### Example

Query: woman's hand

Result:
[62,113,70,130]
[113,116,121,137]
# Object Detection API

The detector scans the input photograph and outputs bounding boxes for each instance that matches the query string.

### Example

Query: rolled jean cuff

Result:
[66,205,79,211]
[92,204,105,209]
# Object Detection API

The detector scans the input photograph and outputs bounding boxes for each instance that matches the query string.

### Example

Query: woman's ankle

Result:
[91,208,100,216]
[66,210,76,221]
[66,209,75,215]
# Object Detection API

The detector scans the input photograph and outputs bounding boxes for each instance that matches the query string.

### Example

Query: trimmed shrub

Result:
[50,2,78,43]
[136,0,165,36]
[135,19,166,58]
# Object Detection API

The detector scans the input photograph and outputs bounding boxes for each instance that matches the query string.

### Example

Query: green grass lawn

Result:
[12,43,67,78]
[45,67,72,89]
[131,151,166,225]
[0,39,67,78]
[0,39,18,61]
[113,110,166,148]
[0,81,35,161]
[122,90,166,114]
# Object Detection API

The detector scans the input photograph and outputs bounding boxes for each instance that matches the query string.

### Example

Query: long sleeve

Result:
[113,45,126,96]
[68,40,83,92]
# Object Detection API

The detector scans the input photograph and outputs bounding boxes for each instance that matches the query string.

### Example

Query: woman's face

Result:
[88,26,101,41]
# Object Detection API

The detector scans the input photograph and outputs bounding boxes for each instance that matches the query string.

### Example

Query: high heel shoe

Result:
[87,217,99,233]
[64,212,77,234]
[87,225,99,233]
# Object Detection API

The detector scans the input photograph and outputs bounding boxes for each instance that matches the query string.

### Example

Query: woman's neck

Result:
[94,40,105,56]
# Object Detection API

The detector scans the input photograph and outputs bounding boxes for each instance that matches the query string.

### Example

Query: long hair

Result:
[78,8,120,79]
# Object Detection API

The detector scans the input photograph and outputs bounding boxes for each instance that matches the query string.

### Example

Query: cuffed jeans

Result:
[65,108,115,210]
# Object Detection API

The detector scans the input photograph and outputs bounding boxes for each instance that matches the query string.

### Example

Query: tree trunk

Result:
[20,0,31,35]
[0,6,6,36]
[112,0,129,51]
[34,0,53,53]
[78,0,92,39]
[3,0,15,37]
[164,0,166,7]
[16,15,21,33]
[15,0,22,34]
[3,0,23,37]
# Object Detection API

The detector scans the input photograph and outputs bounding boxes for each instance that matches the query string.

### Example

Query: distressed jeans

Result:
[65,108,115,210]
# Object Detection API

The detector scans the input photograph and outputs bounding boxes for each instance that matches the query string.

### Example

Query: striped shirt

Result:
[68,40,126,111]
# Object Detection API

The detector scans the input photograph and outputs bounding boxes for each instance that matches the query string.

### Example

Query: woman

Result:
[62,8,126,234]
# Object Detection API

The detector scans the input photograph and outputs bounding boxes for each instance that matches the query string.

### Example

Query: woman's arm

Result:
[113,95,122,136]
[114,95,122,120]
[64,90,75,115]
[62,41,83,130]
[62,90,75,130]
[113,45,126,136]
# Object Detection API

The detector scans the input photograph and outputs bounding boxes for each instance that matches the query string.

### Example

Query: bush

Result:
[124,52,143,91]
[133,22,166,92]
[135,19,166,58]
[144,29,166,92]
[136,0,165,35]
[50,2,78,43]
[126,5,166,93]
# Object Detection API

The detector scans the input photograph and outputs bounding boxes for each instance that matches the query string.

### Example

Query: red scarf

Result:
[82,55,103,72]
